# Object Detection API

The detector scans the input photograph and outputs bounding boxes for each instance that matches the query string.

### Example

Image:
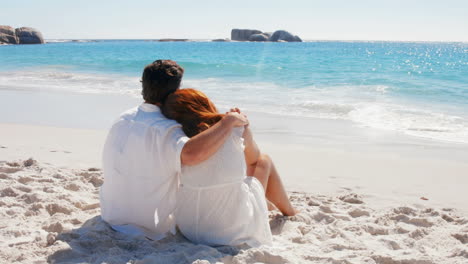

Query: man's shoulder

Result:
[113,105,182,131]
[119,106,139,120]
[148,116,182,132]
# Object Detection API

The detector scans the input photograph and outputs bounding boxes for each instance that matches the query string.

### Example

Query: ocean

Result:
[1,40,467,143]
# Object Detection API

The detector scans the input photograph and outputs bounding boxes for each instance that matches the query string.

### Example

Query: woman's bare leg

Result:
[249,154,296,216]
[263,155,297,216]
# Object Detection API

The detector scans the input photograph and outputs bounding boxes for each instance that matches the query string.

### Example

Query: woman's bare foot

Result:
[267,200,277,211]
[282,206,299,216]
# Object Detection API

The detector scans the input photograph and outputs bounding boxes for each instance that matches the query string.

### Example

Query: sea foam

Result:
[1,69,467,143]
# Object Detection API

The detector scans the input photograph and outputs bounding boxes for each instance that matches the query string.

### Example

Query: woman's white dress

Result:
[175,127,273,247]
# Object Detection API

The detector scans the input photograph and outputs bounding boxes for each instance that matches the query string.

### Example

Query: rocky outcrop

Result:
[0,26,44,44]
[231,29,262,41]
[0,25,19,44]
[269,30,302,42]
[230,28,302,42]
[248,33,269,42]
[15,27,44,44]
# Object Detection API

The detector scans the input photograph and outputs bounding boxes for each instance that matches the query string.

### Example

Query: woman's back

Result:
[180,127,246,187]
[176,128,272,247]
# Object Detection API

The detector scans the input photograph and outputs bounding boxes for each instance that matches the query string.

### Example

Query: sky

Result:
[2,0,468,41]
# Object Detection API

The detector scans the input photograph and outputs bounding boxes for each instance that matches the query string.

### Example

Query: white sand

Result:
[0,159,467,264]
[1,123,468,263]
[0,123,106,168]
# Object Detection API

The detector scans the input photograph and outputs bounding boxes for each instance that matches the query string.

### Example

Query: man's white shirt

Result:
[100,103,189,240]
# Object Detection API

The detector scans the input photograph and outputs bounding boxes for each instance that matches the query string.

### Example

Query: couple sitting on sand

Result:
[99,60,297,247]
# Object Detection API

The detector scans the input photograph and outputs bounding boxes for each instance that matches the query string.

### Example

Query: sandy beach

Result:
[2,38,468,263]
[1,119,467,263]
[2,0,468,262]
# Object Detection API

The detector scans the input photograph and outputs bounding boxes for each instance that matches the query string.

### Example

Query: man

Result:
[100,60,248,239]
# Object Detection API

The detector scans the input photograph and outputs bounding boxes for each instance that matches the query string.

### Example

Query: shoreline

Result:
[1,121,467,216]
[1,86,468,145]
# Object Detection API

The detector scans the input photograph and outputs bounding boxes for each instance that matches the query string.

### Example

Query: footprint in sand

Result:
[18,176,34,184]
[338,193,364,204]
[21,193,41,204]
[348,208,370,218]
[298,225,313,236]
[371,256,433,264]
[307,200,320,206]
[452,233,468,244]
[0,166,23,174]
[363,224,389,236]
[449,248,468,258]
[0,159,35,173]
[1,187,19,197]
[65,183,80,191]
[6,162,21,167]
[88,176,103,187]
[393,206,417,216]
[45,203,72,216]
[319,205,334,214]
[379,238,401,250]
[53,174,65,180]
[312,212,335,224]
[43,222,64,233]
[391,214,433,227]
[409,228,428,239]
[15,186,32,193]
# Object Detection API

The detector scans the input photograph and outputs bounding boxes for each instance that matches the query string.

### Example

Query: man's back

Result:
[100,103,188,238]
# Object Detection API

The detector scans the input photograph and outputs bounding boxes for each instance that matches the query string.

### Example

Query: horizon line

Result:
[44,38,468,44]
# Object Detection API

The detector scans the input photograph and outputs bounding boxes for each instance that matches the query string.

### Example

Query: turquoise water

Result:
[1,41,467,142]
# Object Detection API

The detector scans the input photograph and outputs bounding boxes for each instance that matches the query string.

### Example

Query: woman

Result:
[162,88,296,247]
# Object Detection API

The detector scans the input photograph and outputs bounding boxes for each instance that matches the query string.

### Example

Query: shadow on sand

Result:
[47,216,243,264]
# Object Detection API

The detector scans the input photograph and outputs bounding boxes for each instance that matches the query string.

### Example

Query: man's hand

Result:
[223,111,249,127]
[229,107,241,114]
[181,107,248,166]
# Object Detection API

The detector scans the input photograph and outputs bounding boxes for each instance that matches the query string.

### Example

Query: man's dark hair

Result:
[141,60,184,105]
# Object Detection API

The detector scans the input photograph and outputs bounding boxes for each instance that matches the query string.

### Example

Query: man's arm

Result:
[181,112,248,166]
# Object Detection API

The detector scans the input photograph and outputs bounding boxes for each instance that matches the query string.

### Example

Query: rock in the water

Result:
[0,25,19,44]
[248,34,269,42]
[212,38,231,42]
[231,29,262,41]
[15,27,44,44]
[157,39,188,42]
[269,30,302,42]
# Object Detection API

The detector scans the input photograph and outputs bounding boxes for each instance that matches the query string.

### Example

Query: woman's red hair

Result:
[162,89,224,137]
